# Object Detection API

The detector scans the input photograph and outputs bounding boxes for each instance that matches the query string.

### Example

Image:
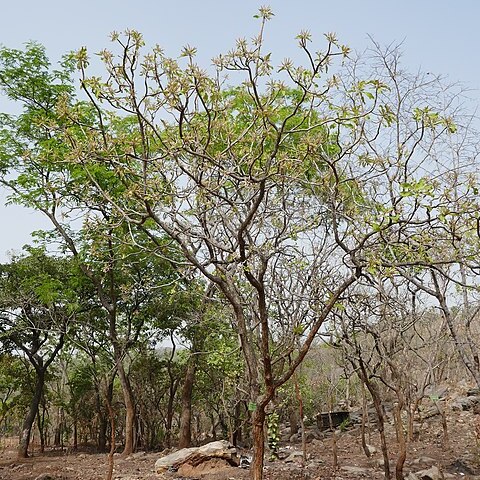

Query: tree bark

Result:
[178,353,196,448]
[394,403,406,480]
[357,362,391,480]
[251,408,266,480]
[115,356,135,456]
[18,370,45,458]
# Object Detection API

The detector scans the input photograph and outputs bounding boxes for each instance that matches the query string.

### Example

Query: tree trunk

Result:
[361,383,371,458]
[357,362,391,480]
[73,421,78,451]
[98,377,114,452]
[394,403,406,480]
[232,402,243,446]
[289,409,299,436]
[18,370,45,458]
[251,408,266,480]
[165,381,176,448]
[115,358,135,456]
[178,356,196,448]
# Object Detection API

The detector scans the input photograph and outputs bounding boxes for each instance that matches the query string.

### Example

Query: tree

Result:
[0,10,475,478]
[0,41,186,455]
[0,248,80,458]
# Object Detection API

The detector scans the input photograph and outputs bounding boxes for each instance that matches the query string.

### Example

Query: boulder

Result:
[177,458,233,477]
[154,440,238,473]
[415,465,444,480]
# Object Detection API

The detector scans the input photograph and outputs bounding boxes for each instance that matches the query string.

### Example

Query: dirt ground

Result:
[1,400,480,480]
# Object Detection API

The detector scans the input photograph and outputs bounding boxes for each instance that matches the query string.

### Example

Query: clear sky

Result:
[1,0,479,260]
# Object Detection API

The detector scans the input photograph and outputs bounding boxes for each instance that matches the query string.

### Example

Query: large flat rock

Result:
[154,440,237,473]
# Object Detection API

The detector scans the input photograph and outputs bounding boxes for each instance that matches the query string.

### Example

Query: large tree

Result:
[0,10,476,478]
[67,16,468,480]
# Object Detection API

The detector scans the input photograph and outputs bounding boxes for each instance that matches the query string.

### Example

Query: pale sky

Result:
[1,0,479,260]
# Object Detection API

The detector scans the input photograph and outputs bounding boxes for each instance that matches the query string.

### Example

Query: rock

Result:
[155,447,196,471]
[289,433,301,442]
[340,466,371,475]
[415,465,444,480]
[285,450,304,463]
[129,451,146,459]
[467,388,480,397]
[305,429,320,441]
[412,457,437,465]
[451,395,480,411]
[34,475,67,480]
[406,474,420,480]
[445,459,475,475]
[421,407,441,419]
[451,398,470,411]
[366,444,378,455]
[426,385,449,400]
[154,440,237,473]
[177,457,233,477]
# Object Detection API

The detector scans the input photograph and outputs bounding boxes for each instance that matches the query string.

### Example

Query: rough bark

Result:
[358,362,391,480]
[18,370,45,458]
[115,355,135,456]
[178,356,196,448]
[394,403,406,480]
[251,408,266,480]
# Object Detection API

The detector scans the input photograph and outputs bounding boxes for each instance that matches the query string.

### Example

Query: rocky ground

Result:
[2,386,480,480]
